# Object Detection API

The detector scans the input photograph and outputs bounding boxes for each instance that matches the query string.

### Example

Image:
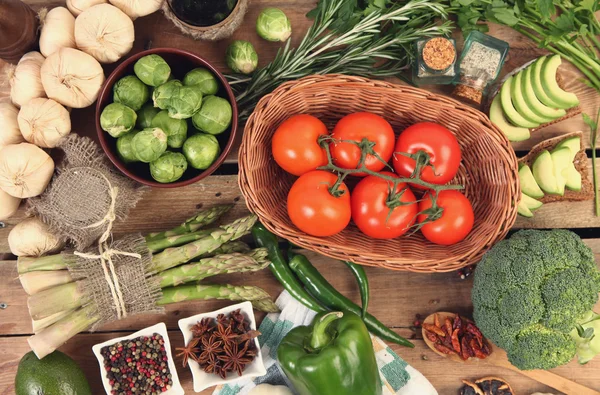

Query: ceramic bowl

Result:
[177,301,266,392]
[92,322,184,395]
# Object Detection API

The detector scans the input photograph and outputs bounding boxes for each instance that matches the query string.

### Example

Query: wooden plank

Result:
[2,331,600,395]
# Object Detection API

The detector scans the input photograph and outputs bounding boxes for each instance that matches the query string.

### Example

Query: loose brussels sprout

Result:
[100,103,137,138]
[116,130,140,163]
[136,104,160,129]
[131,128,168,163]
[192,96,232,135]
[134,54,171,87]
[256,8,292,42]
[183,68,219,96]
[151,110,188,149]
[226,40,258,75]
[150,152,188,183]
[153,81,203,119]
[183,133,221,170]
[113,75,150,111]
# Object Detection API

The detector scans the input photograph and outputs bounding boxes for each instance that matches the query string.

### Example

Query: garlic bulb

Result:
[8,52,46,108]
[18,98,71,148]
[108,0,163,19]
[0,189,21,221]
[75,4,134,64]
[8,217,64,257]
[39,7,76,57]
[41,48,105,108]
[0,143,55,198]
[66,0,107,16]
[0,100,25,149]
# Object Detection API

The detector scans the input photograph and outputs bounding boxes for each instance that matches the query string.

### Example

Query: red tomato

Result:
[351,172,418,239]
[418,190,474,245]
[287,170,351,237]
[272,114,329,176]
[393,122,461,187]
[330,112,395,175]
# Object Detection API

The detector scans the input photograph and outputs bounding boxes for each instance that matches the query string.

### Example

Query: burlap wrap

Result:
[64,234,163,330]
[28,135,147,249]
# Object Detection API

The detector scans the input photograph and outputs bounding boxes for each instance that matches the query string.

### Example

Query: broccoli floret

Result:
[472,229,600,370]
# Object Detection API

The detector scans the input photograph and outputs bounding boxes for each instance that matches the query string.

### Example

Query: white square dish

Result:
[92,322,184,395]
[178,301,267,392]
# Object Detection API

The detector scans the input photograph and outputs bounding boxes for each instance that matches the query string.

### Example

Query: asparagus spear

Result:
[197,240,251,257]
[157,283,274,306]
[146,204,232,241]
[28,304,100,359]
[252,299,280,313]
[147,229,211,253]
[149,215,257,274]
[32,309,77,333]
[20,271,73,295]
[18,254,67,274]
[28,282,86,321]
[157,249,270,288]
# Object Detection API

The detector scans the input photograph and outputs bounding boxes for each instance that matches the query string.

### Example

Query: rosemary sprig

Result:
[227,0,452,120]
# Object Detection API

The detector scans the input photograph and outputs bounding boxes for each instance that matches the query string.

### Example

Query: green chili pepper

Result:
[343,260,369,318]
[289,252,414,348]
[251,223,324,312]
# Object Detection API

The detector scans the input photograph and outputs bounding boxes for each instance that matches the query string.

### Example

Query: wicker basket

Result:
[239,75,519,272]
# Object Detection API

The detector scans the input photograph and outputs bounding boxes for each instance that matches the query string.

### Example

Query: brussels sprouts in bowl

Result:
[96,48,238,188]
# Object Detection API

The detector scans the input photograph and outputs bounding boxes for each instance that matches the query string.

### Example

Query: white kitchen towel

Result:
[213,291,438,395]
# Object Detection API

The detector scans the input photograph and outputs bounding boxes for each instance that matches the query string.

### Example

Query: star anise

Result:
[203,354,220,375]
[216,313,230,327]
[191,318,213,337]
[175,337,200,368]
[198,334,223,364]
[218,342,253,376]
[215,322,238,346]
[230,309,245,324]
[235,330,261,344]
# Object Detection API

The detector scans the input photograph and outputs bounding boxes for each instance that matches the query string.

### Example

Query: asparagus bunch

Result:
[20,207,278,359]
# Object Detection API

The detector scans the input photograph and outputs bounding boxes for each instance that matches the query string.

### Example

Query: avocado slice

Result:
[519,164,544,198]
[541,55,580,109]
[511,70,553,124]
[532,150,559,194]
[553,136,582,191]
[489,95,530,142]
[531,57,564,109]
[555,136,581,161]
[500,76,540,128]
[522,192,543,210]
[522,66,566,120]
[517,198,534,217]
[550,147,572,195]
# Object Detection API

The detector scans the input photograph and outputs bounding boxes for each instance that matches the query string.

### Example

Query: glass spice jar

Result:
[413,37,457,85]
[452,68,490,106]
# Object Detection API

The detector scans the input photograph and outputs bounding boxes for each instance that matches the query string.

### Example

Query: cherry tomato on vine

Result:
[351,172,418,239]
[393,122,461,188]
[272,114,329,176]
[330,112,395,176]
[287,170,351,237]
[418,190,474,245]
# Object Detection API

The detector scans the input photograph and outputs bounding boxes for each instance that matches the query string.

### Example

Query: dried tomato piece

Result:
[423,323,445,337]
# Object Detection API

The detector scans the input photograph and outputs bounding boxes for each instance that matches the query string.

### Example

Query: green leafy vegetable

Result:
[583,109,600,216]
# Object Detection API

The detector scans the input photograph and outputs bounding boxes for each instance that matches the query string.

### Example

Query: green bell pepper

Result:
[277,311,382,395]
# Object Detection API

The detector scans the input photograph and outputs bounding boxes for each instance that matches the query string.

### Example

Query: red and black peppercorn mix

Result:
[100,333,173,395]
[423,313,491,360]
[176,309,260,379]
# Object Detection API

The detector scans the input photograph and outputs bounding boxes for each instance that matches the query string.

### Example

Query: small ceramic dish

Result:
[178,301,266,392]
[92,323,184,395]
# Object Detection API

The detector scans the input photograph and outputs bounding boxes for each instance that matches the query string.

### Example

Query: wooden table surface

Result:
[1,1,600,394]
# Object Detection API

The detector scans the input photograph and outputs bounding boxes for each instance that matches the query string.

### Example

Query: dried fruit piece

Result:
[460,380,484,395]
[474,377,514,395]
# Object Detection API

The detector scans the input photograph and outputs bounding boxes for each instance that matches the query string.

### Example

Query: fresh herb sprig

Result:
[227,0,452,120]
[583,109,600,216]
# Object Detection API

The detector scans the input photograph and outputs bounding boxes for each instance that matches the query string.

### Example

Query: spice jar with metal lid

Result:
[413,37,457,85]
[452,68,490,106]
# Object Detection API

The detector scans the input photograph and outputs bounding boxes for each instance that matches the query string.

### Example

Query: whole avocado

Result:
[15,351,92,395]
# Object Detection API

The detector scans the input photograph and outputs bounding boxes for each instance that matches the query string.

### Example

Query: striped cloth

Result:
[214,291,438,395]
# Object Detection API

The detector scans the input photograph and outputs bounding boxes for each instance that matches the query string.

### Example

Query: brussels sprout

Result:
[116,130,140,163]
[226,40,258,75]
[153,81,203,119]
[131,128,168,163]
[256,8,292,42]
[113,75,150,111]
[136,104,160,129]
[100,103,137,138]
[134,54,172,87]
[151,110,188,149]
[183,68,219,96]
[183,133,221,170]
[192,96,232,135]
[150,152,188,183]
